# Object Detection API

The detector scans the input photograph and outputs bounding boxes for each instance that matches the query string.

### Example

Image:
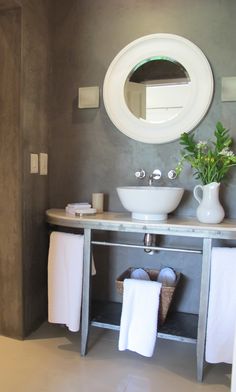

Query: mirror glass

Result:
[103,34,214,144]
[124,57,191,123]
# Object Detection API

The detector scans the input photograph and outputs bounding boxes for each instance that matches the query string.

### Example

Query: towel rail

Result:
[91,240,202,254]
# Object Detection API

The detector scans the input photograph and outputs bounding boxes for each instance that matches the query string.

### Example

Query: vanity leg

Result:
[81,228,92,356]
[196,237,212,381]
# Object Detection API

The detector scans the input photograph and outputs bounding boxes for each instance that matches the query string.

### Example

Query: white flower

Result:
[196,141,207,149]
[219,147,234,157]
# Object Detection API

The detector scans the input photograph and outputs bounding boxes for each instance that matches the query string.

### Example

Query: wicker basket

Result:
[116,267,180,325]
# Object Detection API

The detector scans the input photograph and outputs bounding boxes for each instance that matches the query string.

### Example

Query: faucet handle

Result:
[135,169,146,179]
[168,169,177,180]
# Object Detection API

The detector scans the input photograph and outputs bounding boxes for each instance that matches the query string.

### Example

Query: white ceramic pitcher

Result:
[193,182,225,224]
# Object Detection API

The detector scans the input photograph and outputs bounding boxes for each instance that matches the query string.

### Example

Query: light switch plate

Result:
[39,153,48,175]
[221,77,236,101]
[30,153,38,174]
[78,86,99,108]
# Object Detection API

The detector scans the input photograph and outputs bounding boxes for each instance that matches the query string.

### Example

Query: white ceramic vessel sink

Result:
[117,186,184,221]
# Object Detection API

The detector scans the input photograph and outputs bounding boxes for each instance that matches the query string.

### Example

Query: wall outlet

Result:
[39,153,48,175]
[30,153,38,174]
[221,77,236,101]
[78,86,99,108]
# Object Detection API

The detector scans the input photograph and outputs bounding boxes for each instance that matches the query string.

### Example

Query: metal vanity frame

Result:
[46,209,236,382]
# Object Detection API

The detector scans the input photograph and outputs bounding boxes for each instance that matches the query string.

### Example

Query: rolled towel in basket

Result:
[130,268,150,280]
[157,267,176,287]
[118,278,162,357]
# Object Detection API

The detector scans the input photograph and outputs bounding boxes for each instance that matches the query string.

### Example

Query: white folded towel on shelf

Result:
[48,231,96,332]
[65,203,91,215]
[118,278,162,357]
[205,247,236,364]
[67,203,91,208]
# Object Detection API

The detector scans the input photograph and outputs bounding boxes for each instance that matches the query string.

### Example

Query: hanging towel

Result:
[48,231,91,332]
[205,247,236,364]
[231,324,236,392]
[118,278,162,357]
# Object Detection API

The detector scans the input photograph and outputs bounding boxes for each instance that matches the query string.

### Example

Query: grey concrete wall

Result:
[49,0,236,314]
[0,0,50,338]
[21,0,51,336]
[0,7,23,338]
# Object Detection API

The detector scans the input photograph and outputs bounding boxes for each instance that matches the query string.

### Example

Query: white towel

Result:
[118,278,162,357]
[65,203,91,215]
[231,324,236,392]
[48,232,87,332]
[205,247,236,364]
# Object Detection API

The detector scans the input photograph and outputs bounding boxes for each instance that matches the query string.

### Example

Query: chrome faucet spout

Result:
[148,169,162,186]
[148,175,154,186]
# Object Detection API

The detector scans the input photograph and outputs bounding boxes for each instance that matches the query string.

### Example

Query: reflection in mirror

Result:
[124,57,191,123]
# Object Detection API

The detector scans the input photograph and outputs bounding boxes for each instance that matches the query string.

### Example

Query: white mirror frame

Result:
[103,33,214,144]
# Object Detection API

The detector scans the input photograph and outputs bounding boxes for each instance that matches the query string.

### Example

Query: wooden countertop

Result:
[46,209,236,239]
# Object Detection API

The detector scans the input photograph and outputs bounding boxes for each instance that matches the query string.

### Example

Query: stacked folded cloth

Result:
[65,203,96,216]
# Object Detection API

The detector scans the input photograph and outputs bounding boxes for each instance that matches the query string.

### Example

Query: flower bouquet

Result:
[176,122,236,223]
[176,122,236,184]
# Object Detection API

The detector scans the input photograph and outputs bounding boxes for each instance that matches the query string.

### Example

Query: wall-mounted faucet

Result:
[135,168,176,184]
[148,169,162,186]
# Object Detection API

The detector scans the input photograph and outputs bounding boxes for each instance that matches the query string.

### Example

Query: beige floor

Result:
[0,322,231,392]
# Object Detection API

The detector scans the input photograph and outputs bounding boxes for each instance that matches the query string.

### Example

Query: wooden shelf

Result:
[91,301,198,344]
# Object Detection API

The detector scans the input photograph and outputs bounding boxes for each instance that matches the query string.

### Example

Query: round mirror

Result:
[103,34,214,144]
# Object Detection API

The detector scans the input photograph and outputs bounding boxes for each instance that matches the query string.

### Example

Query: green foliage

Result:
[175,122,236,185]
